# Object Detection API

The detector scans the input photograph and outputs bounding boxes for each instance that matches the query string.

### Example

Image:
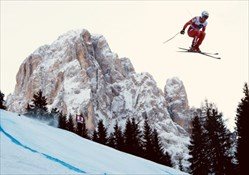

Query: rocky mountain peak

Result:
[6,28,190,168]
[164,77,193,132]
[165,77,189,110]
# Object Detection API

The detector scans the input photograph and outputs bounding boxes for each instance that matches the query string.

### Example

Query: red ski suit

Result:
[183,16,207,48]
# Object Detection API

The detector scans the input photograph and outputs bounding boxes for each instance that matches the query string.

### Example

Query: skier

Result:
[180,11,209,52]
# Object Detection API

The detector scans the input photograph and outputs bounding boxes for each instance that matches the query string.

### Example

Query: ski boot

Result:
[188,46,197,52]
[195,47,201,53]
[189,45,201,53]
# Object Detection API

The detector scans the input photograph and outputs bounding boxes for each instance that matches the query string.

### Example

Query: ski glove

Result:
[180,29,185,35]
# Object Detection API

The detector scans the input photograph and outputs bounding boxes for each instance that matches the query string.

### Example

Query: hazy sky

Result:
[1,1,248,130]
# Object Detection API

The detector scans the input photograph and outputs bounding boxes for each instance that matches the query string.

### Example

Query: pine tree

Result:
[235,83,249,175]
[152,129,172,167]
[124,117,143,156]
[142,116,154,160]
[163,151,173,167]
[205,104,234,175]
[152,129,162,163]
[58,112,67,129]
[81,116,89,139]
[32,90,48,111]
[67,114,75,132]
[112,121,124,151]
[124,118,133,154]
[76,118,89,139]
[0,91,7,110]
[189,115,209,175]
[76,122,83,136]
[25,90,48,119]
[130,117,143,156]
[96,120,107,145]
[107,132,115,148]
[92,130,98,142]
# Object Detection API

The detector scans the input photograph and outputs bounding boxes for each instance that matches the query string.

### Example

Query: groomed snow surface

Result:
[0,110,188,175]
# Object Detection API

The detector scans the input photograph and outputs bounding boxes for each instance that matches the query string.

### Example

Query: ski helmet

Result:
[201,11,209,19]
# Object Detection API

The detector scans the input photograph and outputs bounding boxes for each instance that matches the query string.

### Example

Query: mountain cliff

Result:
[164,77,194,132]
[6,29,191,168]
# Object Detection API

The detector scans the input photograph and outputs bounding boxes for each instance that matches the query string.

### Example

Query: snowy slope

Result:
[0,110,188,175]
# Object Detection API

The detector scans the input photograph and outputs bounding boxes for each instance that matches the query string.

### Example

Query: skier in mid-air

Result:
[180,11,209,52]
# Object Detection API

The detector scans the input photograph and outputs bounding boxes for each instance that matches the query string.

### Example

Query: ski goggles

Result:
[202,15,209,19]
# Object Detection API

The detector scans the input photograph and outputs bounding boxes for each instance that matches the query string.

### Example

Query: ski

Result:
[177,50,221,59]
[198,52,221,59]
[178,47,219,55]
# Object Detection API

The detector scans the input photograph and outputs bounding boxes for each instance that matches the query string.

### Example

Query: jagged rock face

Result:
[6,29,189,168]
[164,77,193,132]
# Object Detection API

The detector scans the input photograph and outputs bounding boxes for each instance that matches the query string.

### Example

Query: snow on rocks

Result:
[6,29,191,169]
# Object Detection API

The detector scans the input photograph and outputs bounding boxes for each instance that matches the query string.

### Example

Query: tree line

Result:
[188,83,248,175]
[189,102,235,174]
[56,107,173,167]
[0,83,248,174]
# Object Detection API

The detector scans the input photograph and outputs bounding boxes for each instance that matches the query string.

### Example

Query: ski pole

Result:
[163,32,180,44]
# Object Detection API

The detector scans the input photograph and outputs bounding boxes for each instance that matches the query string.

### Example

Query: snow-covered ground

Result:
[0,110,188,174]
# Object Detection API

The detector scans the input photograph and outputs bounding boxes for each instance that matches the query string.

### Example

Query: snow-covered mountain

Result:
[0,110,189,174]
[6,29,192,168]
[164,77,195,132]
